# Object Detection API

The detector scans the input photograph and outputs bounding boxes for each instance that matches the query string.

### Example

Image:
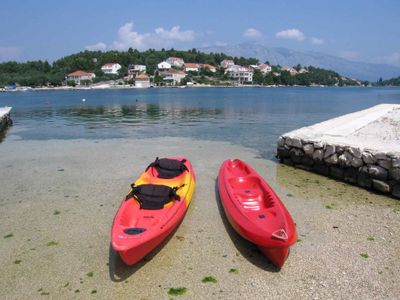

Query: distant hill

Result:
[200,43,400,81]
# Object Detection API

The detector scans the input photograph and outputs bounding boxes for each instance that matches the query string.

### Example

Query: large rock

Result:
[368,165,388,181]
[338,151,353,167]
[378,159,391,170]
[325,154,338,165]
[277,136,285,147]
[290,148,303,164]
[372,179,391,193]
[374,152,388,160]
[286,137,303,148]
[303,144,314,156]
[389,168,400,181]
[344,167,358,184]
[277,147,290,159]
[313,141,325,149]
[301,156,314,166]
[349,147,362,159]
[324,145,336,158]
[358,172,372,188]
[313,149,324,161]
[362,152,376,164]
[392,158,400,168]
[351,157,363,168]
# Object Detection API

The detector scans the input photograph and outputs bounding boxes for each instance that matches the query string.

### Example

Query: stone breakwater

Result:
[277,137,400,198]
[0,107,12,131]
[276,104,400,199]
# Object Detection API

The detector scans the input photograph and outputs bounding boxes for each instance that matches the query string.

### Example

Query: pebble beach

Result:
[1,137,399,299]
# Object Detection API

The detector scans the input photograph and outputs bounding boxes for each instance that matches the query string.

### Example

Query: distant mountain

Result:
[200,43,400,81]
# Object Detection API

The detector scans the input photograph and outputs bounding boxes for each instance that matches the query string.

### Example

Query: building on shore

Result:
[225,65,253,83]
[184,63,199,72]
[166,57,185,68]
[135,73,150,88]
[281,66,298,76]
[220,59,235,69]
[158,61,172,71]
[127,64,147,79]
[159,69,187,85]
[258,64,272,74]
[66,70,96,85]
[200,64,217,72]
[101,63,122,74]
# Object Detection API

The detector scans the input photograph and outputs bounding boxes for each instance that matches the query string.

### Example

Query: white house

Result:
[166,57,184,68]
[220,59,235,69]
[225,65,253,83]
[132,64,146,72]
[160,70,187,85]
[258,64,272,74]
[298,68,308,74]
[158,61,172,70]
[184,63,199,72]
[66,70,96,84]
[101,63,122,74]
[135,73,150,88]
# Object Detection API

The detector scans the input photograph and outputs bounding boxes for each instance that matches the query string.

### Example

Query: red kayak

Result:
[112,157,196,265]
[218,159,297,268]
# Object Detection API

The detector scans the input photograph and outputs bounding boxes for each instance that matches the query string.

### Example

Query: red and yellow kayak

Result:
[218,159,297,269]
[112,157,196,265]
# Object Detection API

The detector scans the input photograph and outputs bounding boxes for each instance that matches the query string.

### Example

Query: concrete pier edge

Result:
[276,104,400,199]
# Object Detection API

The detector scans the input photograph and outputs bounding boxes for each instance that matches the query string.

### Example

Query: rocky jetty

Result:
[277,104,400,199]
[0,107,12,131]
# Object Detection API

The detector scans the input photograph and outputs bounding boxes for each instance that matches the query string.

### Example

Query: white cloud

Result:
[311,37,324,45]
[86,22,195,51]
[276,29,305,41]
[243,28,263,40]
[0,46,21,61]
[154,26,194,42]
[85,42,107,51]
[338,50,359,60]
[111,22,194,50]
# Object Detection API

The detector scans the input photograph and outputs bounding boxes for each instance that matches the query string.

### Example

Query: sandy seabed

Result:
[0,137,399,299]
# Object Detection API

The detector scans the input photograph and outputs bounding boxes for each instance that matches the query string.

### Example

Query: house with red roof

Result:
[135,73,150,88]
[66,70,96,85]
[184,63,199,72]
[101,63,122,74]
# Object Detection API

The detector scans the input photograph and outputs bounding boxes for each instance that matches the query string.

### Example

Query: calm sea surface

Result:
[1,87,400,157]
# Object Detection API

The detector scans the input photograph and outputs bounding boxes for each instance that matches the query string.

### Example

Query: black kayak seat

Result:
[146,157,188,179]
[126,184,180,210]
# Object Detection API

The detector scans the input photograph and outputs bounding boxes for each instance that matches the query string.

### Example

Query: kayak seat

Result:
[126,184,180,210]
[146,157,188,179]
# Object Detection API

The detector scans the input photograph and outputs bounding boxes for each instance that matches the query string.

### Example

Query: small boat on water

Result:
[218,159,297,268]
[112,157,196,265]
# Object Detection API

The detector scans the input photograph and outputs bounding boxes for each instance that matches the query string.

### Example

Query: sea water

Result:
[1,87,400,157]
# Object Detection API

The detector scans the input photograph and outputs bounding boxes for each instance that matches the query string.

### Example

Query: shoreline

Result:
[0,84,378,93]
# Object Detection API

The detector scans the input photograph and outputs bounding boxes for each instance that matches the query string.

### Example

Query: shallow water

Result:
[1,87,400,157]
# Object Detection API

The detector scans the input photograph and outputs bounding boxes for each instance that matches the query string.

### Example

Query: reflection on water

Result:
[1,87,400,155]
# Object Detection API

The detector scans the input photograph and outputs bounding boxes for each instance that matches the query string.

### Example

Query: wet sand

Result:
[0,137,399,299]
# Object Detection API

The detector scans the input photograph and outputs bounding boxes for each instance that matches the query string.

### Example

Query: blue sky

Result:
[1,0,399,66]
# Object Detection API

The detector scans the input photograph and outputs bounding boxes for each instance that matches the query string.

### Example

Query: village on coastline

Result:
[0,49,371,92]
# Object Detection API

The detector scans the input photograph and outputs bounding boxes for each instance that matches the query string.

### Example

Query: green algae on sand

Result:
[168,287,187,296]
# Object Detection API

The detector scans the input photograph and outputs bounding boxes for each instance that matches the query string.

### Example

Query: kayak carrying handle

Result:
[272,229,288,241]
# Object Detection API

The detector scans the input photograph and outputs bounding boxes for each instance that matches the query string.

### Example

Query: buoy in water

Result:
[82,98,86,102]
